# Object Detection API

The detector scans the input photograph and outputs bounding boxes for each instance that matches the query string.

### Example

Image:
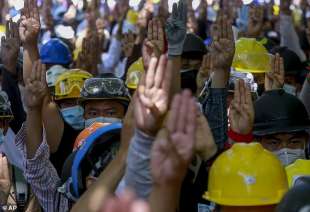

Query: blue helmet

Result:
[40,38,72,65]
[59,123,122,201]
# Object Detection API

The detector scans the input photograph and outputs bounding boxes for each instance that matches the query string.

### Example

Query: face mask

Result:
[180,69,198,94]
[283,84,297,96]
[61,106,85,130]
[85,116,121,128]
[273,148,305,166]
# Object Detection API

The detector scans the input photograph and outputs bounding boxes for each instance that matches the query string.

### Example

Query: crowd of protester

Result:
[0,0,310,211]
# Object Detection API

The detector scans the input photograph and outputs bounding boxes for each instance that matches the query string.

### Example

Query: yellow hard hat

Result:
[126,10,139,25]
[204,143,288,206]
[286,159,310,188]
[54,69,93,100]
[0,25,5,33]
[232,38,271,73]
[126,58,144,89]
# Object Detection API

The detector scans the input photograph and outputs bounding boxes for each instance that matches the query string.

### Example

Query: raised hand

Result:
[0,154,10,205]
[145,19,165,57]
[24,60,48,109]
[19,0,40,46]
[76,32,101,75]
[229,79,254,135]
[1,19,20,74]
[265,53,284,91]
[247,5,264,38]
[210,13,235,71]
[151,90,197,185]
[134,55,171,136]
[166,0,187,57]
[210,13,235,88]
[122,32,136,58]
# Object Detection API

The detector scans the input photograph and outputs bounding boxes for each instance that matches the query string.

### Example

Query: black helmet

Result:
[182,33,207,60]
[253,90,310,136]
[80,75,131,109]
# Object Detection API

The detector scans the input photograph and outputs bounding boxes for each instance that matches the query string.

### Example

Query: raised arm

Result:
[124,53,171,198]
[21,60,67,211]
[20,0,65,153]
[24,61,47,158]
[149,90,197,212]
[1,19,26,133]
[165,0,187,95]
[201,13,235,150]
[19,0,40,81]
[228,79,255,144]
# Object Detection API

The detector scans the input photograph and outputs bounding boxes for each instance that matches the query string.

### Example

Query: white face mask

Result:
[283,84,297,96]
[85,117,121,128]
[273,148,305,166]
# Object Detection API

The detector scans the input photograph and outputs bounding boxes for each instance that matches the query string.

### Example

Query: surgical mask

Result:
[283,84,297,96]
[273,148,305,166]
[85,117,121,128]
[61,106,85,130]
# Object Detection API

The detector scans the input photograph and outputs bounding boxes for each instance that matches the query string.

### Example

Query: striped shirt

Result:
[15,124,69,212]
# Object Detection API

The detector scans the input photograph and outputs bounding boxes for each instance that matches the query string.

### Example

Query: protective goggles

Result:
[55,76,87,98]
[82,78,130,100]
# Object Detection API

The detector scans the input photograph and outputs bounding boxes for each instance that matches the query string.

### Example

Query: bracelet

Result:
[227,129,253,143]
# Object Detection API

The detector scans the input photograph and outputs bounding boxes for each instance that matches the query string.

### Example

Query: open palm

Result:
[151,91,197,185]
[229,79,254,135]
[19,0,40,45]
[135,55,170,136]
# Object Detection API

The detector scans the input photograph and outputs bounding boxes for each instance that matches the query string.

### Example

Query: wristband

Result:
[227,129,254,143]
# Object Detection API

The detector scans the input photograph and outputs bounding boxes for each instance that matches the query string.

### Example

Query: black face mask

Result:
[181,69,198,94]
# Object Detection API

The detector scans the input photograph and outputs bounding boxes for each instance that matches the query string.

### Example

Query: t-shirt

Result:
[50,121,81,176]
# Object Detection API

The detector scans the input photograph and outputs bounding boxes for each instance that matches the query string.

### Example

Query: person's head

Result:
[253,90,310,166]
[40,38,72,69]
[0,91,13,135]
[80,76,130,127]
[54,70,93,130]
[204,143,288,211]
[181,33,206,93]
[270,47,306,96]
[60,123,122,201]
